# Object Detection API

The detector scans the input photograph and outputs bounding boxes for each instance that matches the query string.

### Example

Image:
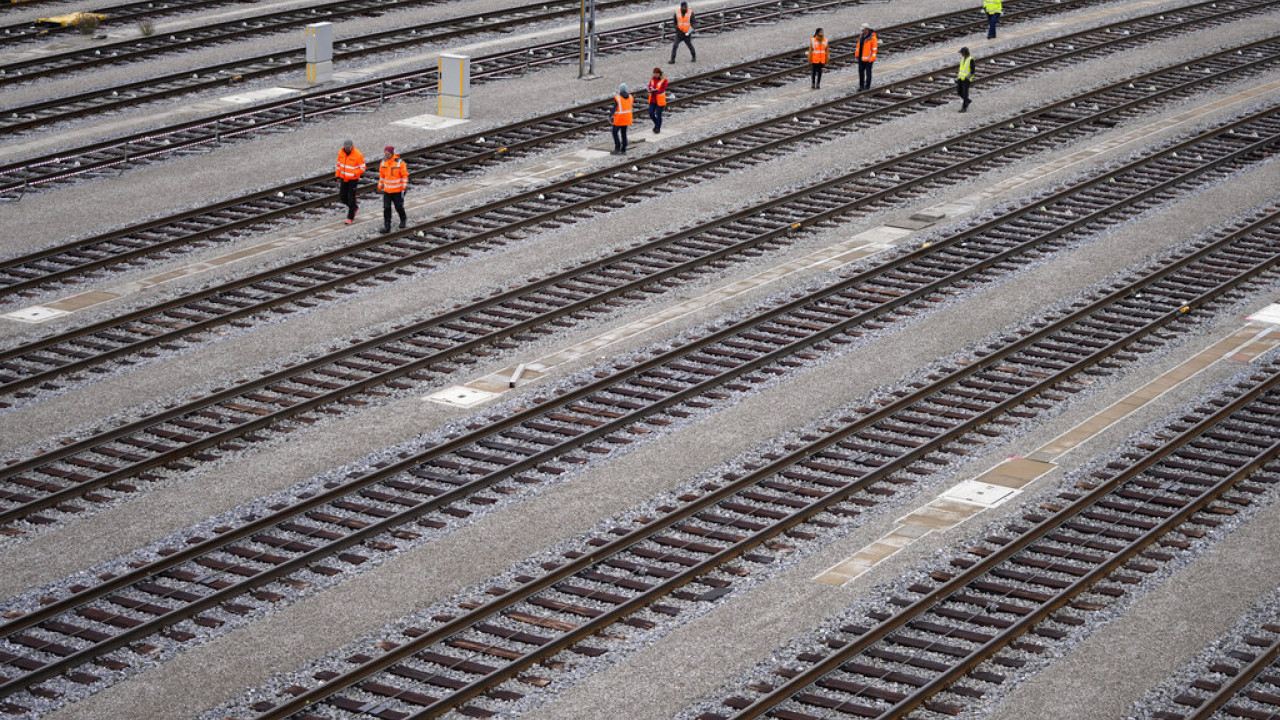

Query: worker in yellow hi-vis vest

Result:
[956,47,975,113]
[984,0,1002,39]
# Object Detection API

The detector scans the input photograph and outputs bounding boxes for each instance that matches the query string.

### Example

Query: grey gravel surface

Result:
[1125,585,1280,720]
[3,1,1280,719]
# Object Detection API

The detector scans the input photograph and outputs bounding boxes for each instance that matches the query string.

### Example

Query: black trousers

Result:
[956,79,971,104]
[612,125,629,151]
[810,63,824,87]
[339,178,359,220]
[383,191,406,228]
[670,32,695,61]
[648,102,664,132]
[858,60,874,90]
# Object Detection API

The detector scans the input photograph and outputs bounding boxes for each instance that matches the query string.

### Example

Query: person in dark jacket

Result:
[670,2,696,62]
[956,47,975,112]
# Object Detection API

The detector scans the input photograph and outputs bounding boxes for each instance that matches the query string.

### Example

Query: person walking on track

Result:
[335,140,365,224]
[956,46,975,112]
[611,83,633,153]
[984,0,1002,39]
[670,2,696,63]
[856,23,878,91]
[377,145,408,232]
[647,67,668,133]
[807,28,828,89]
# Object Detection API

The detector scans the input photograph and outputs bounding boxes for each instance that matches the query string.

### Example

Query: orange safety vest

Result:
[808,36,828,64]
[378,155,408,193]
[335,147,365,180]
[857,31,878,62]
[647,78,668,106]
[675,6,692,33]
[613,94,634,126]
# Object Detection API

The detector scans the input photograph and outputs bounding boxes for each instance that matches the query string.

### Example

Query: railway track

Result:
[1,104,1278,717]
[0,0,258,38]
[0,0,897,138]
[0,0,640,85]
[0,0,1121,202]
[0,2,1267,311]
[1,35,1277,529]
[0,1,1125,300]
[1146,617,1280,720]
[0,0,516,50]
[700,367,1280,720]
[3,3,1272,319]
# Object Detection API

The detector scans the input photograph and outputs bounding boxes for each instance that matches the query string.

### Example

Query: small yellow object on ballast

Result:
[37,11,106,26]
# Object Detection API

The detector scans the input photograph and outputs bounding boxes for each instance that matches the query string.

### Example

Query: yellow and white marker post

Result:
[305,22,333,85]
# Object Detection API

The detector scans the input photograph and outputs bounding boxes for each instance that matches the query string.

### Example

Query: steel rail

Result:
[245,216,1280,719]
[0,0,1141,193]
[1,51,1277,530]
[0,0,637,85]
[0,0,299,31]
[0,0,1267,370]
[0,0,889,136]
[6,167,1278,651]
[726,376,1280,719]
[2,109,1277,707]
[5,167,1273,680]
[0,0,350,44]
[0,0,1108,290]
[0,0,1265,306]
[1181,632,1280,720]
[0,0,1098,199]
[5,121,1278,647]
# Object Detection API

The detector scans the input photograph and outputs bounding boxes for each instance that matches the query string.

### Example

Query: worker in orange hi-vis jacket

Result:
[670,2,696,62]
[856,23,879,91]
[807,28,828,89]
[611,84,633,154]
[377,145,408,233]
[335,140,366,224]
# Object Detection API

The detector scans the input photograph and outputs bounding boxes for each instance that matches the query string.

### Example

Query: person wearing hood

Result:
[611,83,633,154]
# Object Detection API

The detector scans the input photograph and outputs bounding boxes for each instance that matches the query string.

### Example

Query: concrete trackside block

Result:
[438,95,471,119]
[306,61,333,85]
[426,386,497,408]
[3,306,69,323]
[1246,303,1280,325]
[305,23,333,63]
[393,114,468,130]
